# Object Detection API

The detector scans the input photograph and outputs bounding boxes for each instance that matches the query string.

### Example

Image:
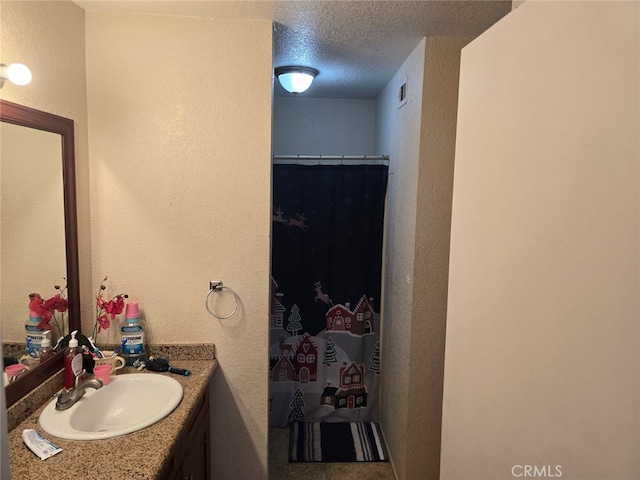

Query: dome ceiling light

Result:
[275,66,319,94]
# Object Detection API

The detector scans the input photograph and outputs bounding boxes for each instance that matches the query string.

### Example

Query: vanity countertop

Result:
[7,358,217,480]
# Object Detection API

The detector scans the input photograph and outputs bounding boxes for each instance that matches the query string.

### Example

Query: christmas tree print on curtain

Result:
[323,337,338,366]
[286,305,302,336]
[369,342,381,374]
[288,389,305,421]
[269,163,388,426]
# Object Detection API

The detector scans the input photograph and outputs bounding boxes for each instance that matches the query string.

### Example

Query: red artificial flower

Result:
[41,309,53,322]
[36,318,53,331]
[28,294,44,314]
[43,294,68,312]
[106,296,126,319]
[29,295,53,323]
[28,285,69,338]
[93,277,127,339]
[97,314,111,333]
[54,296,68,312]
[96,297,107,310]
[42,295,57,310]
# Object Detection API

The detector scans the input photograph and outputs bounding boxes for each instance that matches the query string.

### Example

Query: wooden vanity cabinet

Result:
[161,387,211,480]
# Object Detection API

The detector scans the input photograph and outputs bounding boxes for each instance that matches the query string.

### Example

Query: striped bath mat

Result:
[289,421,389,463]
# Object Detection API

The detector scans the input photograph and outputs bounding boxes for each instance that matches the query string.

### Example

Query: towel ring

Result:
[205,283,239,319]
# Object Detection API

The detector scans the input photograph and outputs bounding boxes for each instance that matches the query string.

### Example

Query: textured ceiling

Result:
[76,1,512,99]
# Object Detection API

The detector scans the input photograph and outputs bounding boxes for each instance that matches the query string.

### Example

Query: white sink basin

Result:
[39,373,183,440]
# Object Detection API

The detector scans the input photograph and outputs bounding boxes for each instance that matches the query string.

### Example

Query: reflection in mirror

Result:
[0,100,80,407]
[1,123,67,342]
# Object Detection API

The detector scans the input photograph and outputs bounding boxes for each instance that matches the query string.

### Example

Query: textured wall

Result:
[376,36,470,480]
[85,11,272,478]
[376,38,425,480]
[0,0,91,343]
[442,2,639,479]
[273,97,376,155]
[408,36,470,480]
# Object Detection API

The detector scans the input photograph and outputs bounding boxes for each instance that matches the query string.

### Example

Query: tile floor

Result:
[269,426,396,480]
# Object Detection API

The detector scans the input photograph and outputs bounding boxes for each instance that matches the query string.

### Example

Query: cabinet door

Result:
[160,445,182,480]
[181,406,211,480]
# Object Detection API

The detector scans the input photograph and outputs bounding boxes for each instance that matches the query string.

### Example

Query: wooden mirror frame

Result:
[1,100,80,407]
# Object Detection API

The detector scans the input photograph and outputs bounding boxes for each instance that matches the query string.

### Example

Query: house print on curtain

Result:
[269,163,388,426]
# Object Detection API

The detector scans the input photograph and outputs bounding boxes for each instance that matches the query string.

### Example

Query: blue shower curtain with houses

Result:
[269,163,388,426]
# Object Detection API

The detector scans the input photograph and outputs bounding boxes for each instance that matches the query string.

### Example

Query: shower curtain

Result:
[269,162,388,426]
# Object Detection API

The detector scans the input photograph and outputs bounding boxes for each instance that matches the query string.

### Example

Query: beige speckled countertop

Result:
[7,346,217,480]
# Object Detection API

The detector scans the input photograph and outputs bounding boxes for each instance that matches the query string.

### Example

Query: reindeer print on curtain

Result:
[269,163,388,426]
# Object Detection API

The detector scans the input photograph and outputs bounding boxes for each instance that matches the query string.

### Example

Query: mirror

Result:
[1,100,80,407]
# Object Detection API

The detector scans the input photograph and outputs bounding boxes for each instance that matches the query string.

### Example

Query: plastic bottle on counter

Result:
[120,301,147,366]
[25,310,46,352]
[38,331,54,362]
[63,330,83,389]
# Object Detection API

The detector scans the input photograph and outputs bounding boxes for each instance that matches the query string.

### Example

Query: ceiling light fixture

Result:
[0,63,32,89]
[275,66,319,94]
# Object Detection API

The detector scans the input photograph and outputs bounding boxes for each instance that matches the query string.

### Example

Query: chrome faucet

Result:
[55,376,103,411]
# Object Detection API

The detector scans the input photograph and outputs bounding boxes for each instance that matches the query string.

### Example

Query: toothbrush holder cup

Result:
[93,365,112,385]
[5,363,27,380]
[94,351,126,375]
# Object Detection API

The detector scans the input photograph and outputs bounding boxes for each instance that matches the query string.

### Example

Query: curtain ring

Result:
[205,285,239,319]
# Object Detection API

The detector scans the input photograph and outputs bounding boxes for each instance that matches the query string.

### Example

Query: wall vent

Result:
[398,77,408,109]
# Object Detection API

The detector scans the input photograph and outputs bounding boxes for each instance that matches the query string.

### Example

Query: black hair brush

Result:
[136,357,191,376]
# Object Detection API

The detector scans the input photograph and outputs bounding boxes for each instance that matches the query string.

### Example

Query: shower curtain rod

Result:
[273,155,389,165]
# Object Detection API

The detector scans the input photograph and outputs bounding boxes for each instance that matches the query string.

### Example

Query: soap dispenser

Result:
[39,331,53,362]
[63,330,82,389]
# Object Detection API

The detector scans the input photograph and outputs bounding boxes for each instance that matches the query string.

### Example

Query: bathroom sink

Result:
[38,373,183,440]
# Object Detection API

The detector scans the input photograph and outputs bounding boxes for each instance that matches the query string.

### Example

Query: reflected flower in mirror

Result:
[28,282,69,339]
